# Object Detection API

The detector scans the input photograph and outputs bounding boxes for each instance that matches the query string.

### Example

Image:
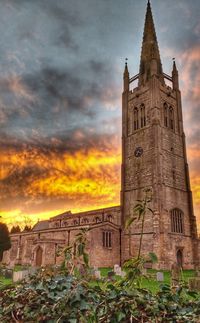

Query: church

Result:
[3,1,200,270]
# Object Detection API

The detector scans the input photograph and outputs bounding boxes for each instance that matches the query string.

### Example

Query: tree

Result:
[0,222,11,261]
[10,225,21,234]
[23,225,32,232]
[126,188,153,259]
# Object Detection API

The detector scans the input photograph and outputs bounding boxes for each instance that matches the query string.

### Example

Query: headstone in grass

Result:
[120,271,126,278]
[189,278,200,291]
[94,270,101,279]
[156,272,164,282]
[4,269,13,279]
[114,264,120,273]
[171,263,181,287]
[142,268,147,275]
[107,271,115,281]
[115,266,122,276]
[195,270,200,277]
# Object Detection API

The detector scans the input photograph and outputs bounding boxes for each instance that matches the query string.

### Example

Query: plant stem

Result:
[137,202,146,259]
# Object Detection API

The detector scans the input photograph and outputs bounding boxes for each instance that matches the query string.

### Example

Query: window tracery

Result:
[170,208,184,234]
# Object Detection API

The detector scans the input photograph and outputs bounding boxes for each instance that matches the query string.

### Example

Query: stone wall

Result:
[2,206,121,269]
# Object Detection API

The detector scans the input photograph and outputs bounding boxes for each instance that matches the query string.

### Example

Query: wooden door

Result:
[36,246,43,267]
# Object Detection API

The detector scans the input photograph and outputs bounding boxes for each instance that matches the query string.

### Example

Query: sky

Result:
[0,0,199,231]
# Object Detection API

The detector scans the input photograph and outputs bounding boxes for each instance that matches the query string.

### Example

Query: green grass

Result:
[99,268,196,293]
[0,276,12,288]
[13,264,30,272]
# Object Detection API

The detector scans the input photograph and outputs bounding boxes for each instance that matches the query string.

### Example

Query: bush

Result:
[0,266,200,322]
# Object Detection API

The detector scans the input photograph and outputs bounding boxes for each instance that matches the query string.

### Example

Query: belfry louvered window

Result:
[140,104,146,128]
[169,106,174,130]
[164,103,168,127]
[164,103,174,130]
[134,107,139,130]
[170,208,184,234]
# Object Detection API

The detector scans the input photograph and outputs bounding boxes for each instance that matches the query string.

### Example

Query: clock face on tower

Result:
[134,147,143,157]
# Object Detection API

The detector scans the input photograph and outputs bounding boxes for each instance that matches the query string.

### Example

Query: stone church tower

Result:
[121,1,199,269]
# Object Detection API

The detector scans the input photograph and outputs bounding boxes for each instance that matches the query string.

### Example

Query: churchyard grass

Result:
[99,268,196,293]
[0,275,12,288]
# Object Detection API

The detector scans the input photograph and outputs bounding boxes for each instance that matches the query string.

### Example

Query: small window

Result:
[62,221,68,227]
[102,231,112,248]
[73,219,79,226]
[96,217,101,223]
[107,214,113,222]
[82,218,89,224]
[170,209,184,234]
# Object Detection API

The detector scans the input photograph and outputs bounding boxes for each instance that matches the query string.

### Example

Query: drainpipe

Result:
[119,228,122,266]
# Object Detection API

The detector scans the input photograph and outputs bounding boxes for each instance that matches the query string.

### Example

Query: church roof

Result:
[139,0,164,86]
[50,211,72,221]
[32,220,49,231]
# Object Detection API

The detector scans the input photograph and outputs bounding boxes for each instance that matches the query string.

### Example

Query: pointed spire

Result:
[124,58,129,75]
[172,58,179,90]
[123,59,129,91]
[172,58,178,73]
[138,1,164,86]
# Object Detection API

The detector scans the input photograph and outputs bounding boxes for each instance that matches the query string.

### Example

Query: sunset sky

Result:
[0,0,200,231]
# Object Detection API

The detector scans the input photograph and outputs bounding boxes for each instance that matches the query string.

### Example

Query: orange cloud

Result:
[0,139,121,228]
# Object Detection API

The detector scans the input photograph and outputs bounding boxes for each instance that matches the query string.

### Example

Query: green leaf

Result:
[147,207,154,214]
[125,217,137,229]
[83,253,89,266]
[148,252,158,263]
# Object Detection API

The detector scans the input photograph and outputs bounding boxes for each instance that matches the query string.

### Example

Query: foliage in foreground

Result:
[1,197,200,322]
[0,268,200,323]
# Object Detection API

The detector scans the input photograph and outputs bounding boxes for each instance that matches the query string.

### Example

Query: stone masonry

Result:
[2,1,200,270]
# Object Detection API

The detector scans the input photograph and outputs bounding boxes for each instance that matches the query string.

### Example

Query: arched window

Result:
[95,216,101,223]
[62,220,68,227]
[164,103,168,127]
[82,218,89,224]
[170,208,184,234]
[134,107,139,130]
[140,104,146,128]
[106,214,113,222]
[169,106,174,130]
[73,219,79,226]
[102,231,112,248]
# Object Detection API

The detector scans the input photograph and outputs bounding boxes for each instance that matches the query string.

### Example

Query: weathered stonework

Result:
[2,1,200,270]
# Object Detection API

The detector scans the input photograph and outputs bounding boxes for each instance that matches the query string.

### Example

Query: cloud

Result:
[0,131,121,227]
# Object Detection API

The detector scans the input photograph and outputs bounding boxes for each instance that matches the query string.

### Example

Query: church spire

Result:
[138,0,164,86]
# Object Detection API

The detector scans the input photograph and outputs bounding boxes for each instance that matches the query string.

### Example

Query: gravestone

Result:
[156,272,164,282]
[13,270,29,282]
[120,271,126,278]
[171,263,181,287]
[94,270,101,279]
[114,264,119,273]
[107,271,115,281]
[189,278,200,291]
[142,268,147,275]
[195,270,200,277]
[115,266,122,276]
[4,269,13,279]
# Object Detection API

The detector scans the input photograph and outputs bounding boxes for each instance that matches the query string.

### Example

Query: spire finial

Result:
[172,57,178,72]
[123,58,129,91]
